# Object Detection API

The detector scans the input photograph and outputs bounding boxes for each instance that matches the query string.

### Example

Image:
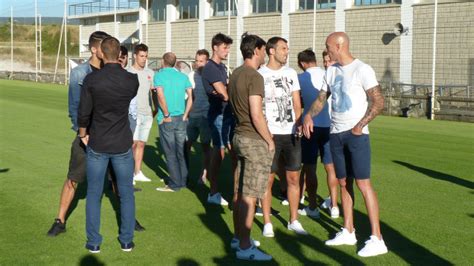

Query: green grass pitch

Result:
[0,79,473,265]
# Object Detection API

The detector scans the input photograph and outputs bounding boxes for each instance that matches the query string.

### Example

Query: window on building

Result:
[354,0,401,6]
[83,17,98,25]
[150,0,166,21]
[121,14,139,22]
[298,0,336,10]
[177,0,199,19]
[252,0,282,14]
[213,0,237,16]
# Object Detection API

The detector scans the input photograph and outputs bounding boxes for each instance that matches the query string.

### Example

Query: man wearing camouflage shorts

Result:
[229,33,274,261]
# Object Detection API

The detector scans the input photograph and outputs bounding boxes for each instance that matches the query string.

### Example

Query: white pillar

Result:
[281,0,297,41]
[335,0,352,32]
[166,1,177,52]
[400,0,418,84]
[139,3,148,43]
[199,0,211,49]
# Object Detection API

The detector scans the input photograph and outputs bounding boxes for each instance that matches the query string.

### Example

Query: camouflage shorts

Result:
[233,134,274,199]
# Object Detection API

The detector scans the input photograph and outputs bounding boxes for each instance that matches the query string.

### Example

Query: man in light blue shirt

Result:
[154,52,193,191]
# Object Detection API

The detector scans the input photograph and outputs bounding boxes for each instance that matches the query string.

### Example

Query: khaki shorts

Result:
[233,134,274,198]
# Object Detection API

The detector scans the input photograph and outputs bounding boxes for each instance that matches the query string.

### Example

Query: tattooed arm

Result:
[302,90,329,138]
[352,85,384,135]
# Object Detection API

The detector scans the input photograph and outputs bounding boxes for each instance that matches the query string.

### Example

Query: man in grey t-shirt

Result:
[128,44,155,183]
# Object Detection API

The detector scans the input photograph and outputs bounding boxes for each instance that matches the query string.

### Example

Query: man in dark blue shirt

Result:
[78,36,139,253]
[201,33,236,206]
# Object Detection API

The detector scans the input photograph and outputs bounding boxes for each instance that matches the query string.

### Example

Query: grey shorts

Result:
[233,134,274,198]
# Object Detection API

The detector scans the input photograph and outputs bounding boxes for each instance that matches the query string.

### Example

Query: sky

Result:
[0,0,91,17]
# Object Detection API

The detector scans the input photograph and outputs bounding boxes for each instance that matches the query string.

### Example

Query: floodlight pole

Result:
[312,0,317,51]
[35,0,38,81]
[64,0,68,84]
[227,0,231,69]
[10,5,13,79]
[146,0,149,44]
[53,6,65,83]
[114,0,118,37]
[430,0,438,120]
[39,14,42,73]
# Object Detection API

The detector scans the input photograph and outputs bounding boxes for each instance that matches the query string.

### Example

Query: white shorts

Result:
[133,114,154,142]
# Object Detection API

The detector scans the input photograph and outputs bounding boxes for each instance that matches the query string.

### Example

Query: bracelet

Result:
[78,135,87,139]
[164,113,170,118]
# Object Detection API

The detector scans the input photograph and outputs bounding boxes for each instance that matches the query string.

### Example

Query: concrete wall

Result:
[346,5,401,83]
[412,1,474,86]
[243,14,281,46]
[119,22,138,41]
[288,10,335,70]
[147,22,166,58]
[171,20,199,60]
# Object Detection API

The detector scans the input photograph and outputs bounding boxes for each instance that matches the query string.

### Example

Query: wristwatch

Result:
[163,113,171,118]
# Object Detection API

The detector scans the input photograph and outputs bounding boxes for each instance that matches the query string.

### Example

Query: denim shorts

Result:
[330,130,371,179]
[187,116,211,144]
[133,114,154,142]
[208,113,235,149]
[301,127,333,165]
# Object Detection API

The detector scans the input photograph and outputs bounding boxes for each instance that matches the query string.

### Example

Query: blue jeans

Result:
[86,147,135,246]
[159,115,188,190]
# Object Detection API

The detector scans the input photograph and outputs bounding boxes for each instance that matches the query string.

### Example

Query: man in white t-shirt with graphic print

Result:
[303,32,387,257]
[259,36,307,237]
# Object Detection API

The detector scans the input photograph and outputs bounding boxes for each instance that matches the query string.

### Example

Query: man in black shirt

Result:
[78,37,139,253]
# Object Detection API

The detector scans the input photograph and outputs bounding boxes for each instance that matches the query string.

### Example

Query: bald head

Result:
[162,52,177,67]
[325,32,353,65]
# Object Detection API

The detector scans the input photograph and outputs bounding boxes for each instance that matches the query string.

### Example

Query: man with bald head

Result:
[303,32,387,257]
[154,52,193,192]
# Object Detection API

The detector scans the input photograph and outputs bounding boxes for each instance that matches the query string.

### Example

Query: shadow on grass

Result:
[79,255,105,266]
[0,168,9,173]
[177,258,199,266]
[143,137,169,182]
[393,160,474,189]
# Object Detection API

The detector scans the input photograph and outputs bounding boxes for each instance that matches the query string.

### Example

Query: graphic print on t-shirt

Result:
[332,75,352,113]
[264,75,295,128]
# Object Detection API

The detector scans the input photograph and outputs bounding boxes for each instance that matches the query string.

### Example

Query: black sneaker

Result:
[85,243,100,253]
[47,218,66,237]
[120,241,135,252]
[134,219,145,231]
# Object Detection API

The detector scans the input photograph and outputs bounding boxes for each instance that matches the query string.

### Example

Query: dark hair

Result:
[265,36,287,55]
[88,31,110,49]
[211,33,233,50]
[240,32,266,60]
[120,46,128,58]
[196,49,210,59]
[297,48,316,69]
[322,50,328,58]
[162,52,176,67]
[101,37,120,61]
[134,43,148,54]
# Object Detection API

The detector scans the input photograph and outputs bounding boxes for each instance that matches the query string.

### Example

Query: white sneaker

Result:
[230,237,261,250]
[133,171,152,182]
[281,199,289,206]
[330,206,340,218]
[325,228,357,246]
[262,223,274,238]
[236,245,272,261]
[287,220,308,235]
[320,197,331,209]
[255,206,263,216]
[300,196,305,204]
[207,192,229,206]
[357,235,388,257]
[298,206,320,218]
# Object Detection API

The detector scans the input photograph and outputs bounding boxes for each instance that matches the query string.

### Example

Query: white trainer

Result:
[320,197,331,209]
[236,245,272,261]
[281,199,289,206]
[230,237,261,250]
[330,206,340,218]
[325,228,357,246]
[358,235,388,257]
[287,220,308,235]
[262,223,274,238]
[298,206,320,218]
[207,192,229,206]
[300,196,305,204]
[133,171,152,182]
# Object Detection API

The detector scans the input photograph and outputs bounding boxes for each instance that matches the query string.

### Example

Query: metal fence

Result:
[69,0,139,17]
